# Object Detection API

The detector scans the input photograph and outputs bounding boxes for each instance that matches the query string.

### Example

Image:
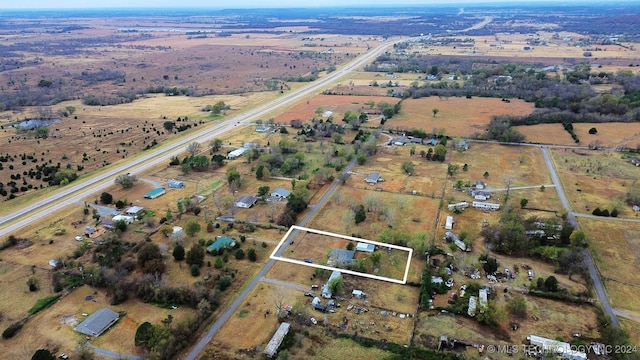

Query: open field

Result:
[551,148,640,217]
[579,217,640,345]
[376,97,535,138]
[515,122,640,148]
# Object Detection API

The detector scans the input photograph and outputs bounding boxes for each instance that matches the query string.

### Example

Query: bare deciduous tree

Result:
[187,142,201,157]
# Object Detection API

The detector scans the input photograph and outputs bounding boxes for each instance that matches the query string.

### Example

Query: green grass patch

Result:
[199,179,223,195]
[28,295,61,315]
[238,309,250,318]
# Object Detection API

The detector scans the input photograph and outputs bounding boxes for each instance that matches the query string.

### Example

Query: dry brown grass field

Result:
[0,24,368,206]
[578,217,640,346]
[414,32,640,69]
[378,97,535,138]
[515,122,640,148]
[550,148,640,217]
[450,142,552,188]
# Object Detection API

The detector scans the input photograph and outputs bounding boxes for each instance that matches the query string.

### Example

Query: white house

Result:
[478,289,488,312]
[322,271,342,299]
[227,147,247,159]
[527,335,587,360]
[444,231,469,252]
[270,187,291,199]
[472,201,500,210]
[234,195,257,208]
[125,206,145,219]
[445,216,454,230]
[468,296,477,317]
[112,215,134,224]
[448,201,468,211]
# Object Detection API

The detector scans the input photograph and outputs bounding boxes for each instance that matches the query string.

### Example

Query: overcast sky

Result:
[0,0,599,10]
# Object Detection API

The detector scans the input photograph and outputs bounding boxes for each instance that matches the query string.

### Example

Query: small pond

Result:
[13,118,60,129]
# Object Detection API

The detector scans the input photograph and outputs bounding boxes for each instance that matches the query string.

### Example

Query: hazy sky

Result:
[0,0,595,10]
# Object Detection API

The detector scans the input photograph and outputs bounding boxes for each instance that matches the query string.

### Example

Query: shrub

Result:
[190,264,200,277]
[2,321,23,339]
[172,244,185,261]
[217,275,232,291]
[248,248,257,262]
[28,295,60,315]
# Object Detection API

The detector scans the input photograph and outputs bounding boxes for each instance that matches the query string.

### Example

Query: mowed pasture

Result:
[550,148,640,217]
[515,122,640,148]
[375,97,534,138]
[449,142,552,189]
[578,217,640,346]
[416,31,640,68]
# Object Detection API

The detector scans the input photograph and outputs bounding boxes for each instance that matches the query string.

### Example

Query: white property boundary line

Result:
[270,225,413,284]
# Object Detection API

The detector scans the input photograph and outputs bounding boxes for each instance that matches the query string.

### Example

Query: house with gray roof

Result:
[234,195,257,208]
[365,172,383,185]
[270,187,291,199]
[75,308,119,337]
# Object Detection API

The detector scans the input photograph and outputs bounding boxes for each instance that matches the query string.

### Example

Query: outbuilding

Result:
[264,322,291,358]
[167,180,185,188]
[227,147,247,159]
[143,188,166,199]
[356,242,375,252]
[445,216,454,230]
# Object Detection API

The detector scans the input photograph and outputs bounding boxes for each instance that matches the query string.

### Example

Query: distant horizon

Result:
[0,0,629,11]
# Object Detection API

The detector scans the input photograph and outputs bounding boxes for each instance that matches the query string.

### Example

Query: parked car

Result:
[304,291,315,297]
[304,259,313,263]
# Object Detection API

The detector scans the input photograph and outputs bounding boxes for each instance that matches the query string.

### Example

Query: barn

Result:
[143,188,166,199]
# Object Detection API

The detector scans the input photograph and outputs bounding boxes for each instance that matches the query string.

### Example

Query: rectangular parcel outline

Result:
[270,225,413,284]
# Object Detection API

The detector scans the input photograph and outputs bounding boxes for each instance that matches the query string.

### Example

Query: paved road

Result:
[540,146,620,328]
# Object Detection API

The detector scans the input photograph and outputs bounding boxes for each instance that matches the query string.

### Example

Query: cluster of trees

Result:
[202,101,229,115]
[592,207,619,217]
[480,211,589,280]
[480,211,573,257]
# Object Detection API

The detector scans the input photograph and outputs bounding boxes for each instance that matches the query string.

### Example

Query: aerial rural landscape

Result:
[1,1,640,359]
